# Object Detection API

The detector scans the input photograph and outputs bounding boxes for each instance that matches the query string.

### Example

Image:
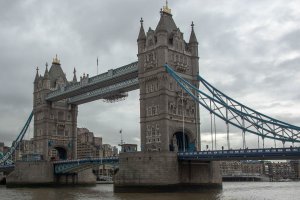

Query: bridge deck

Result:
[53,157,119,174]
[178,147,300,161]
[2,148,299,174]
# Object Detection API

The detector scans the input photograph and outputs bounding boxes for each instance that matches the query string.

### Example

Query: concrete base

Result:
[114,152,222,192]
[6,161,96,187]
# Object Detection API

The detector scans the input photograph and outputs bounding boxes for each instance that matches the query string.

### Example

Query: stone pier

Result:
[6,161,96,187]
[114,152,222,192]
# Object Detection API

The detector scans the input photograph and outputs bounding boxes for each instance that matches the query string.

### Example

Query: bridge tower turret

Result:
[138,5,200,152]
[33,56,78,161]
[137,18,146,54]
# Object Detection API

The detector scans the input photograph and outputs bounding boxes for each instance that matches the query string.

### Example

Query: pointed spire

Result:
[155,3,177,34]
[44,62,50,79]
[189,21,198,44]
[162,0,171,14]
[137,18,146,41]
[155,13,168,33]
[34,66,39,82]
[73,67,77,82]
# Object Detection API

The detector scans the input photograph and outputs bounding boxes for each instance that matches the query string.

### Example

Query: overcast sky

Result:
[0,0,299,150]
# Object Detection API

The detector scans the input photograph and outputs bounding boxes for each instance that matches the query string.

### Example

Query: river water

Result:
[1,182,299,200]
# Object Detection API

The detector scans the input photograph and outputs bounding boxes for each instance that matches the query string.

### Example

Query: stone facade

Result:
[33,57,78,160]
[138,6,200,153]
[114,152,179,192]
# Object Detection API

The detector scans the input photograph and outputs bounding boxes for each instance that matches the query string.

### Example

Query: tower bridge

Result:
[1,2,300,191]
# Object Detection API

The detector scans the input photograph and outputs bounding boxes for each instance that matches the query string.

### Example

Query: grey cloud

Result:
[0,0,299,150]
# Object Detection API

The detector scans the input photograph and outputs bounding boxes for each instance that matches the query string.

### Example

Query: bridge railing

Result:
[53,156,119,164]
[178,147,300,160]
[53,157,119,174]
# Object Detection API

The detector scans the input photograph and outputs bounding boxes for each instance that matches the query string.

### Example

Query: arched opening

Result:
[51,147,67,160]
[173,132,190,152]
[0,177,6,185]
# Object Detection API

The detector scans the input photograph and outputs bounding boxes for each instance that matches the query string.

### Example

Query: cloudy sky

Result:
[0,0,299,150]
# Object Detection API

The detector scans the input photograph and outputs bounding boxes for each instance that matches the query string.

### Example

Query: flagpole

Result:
[97,57,99,75]
[120,129,123,145]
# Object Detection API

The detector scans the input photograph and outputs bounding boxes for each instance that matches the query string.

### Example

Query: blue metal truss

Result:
[0,111,33,165]
[53,157,119,174]
[164,64,300,144]
[0,164,15,172]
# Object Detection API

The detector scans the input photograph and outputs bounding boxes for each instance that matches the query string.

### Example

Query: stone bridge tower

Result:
[33,56,78,160]
[114,5,222,191]
[138,5,200,152]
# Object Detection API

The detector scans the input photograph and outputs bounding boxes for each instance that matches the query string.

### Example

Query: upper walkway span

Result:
[46,61,138,103]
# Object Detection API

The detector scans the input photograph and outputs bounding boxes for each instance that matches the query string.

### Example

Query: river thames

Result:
[1,182,300,200]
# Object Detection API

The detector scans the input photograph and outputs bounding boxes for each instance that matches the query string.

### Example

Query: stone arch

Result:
[51,146,67,160]
[1,177,6,185]
[170,128,195,152]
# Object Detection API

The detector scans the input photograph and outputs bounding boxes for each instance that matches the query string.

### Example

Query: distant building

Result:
[14,140,34,161]
[266,161,298,181]
[100,144,117,157]
[76,128,119,177]
[220,161,265,181]
[220,161,242,176]
[290,160,300,179]
[221,160,300,181]
[77,128,102,159]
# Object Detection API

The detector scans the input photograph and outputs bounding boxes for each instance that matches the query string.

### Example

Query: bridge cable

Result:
[182,88,185,152]
[242,116,246,149]
[226,99,230,150]
[198,95,202,150]
[210,100,214,150]
[214,104,217,150]
[195,94,201,151]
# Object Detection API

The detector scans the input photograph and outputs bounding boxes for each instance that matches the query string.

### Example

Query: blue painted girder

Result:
[178,147,300,161]
[0,111,33,165]
[164,64,300,143]
[53,157,119,174]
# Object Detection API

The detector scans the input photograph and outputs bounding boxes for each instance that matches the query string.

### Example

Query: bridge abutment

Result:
[114,152,222,192]
[6,161,96,187]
